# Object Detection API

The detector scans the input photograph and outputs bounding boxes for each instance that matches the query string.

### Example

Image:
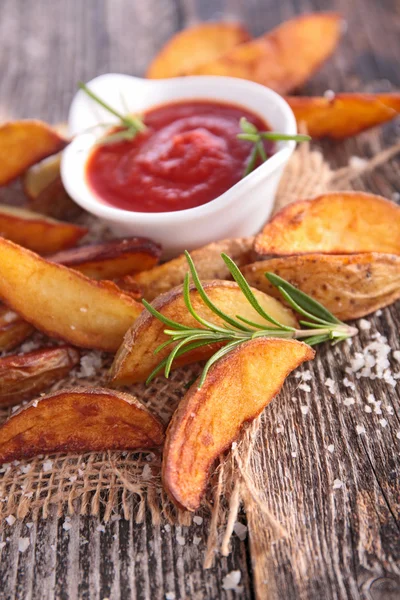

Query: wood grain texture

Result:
[0,0,399,598]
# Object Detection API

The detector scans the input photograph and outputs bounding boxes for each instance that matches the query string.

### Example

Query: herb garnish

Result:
[78,82,147,145]
[237,117,311,177]
[143,252,358,387]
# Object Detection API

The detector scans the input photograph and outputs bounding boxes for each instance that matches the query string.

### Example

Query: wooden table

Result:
[0,0,399,598]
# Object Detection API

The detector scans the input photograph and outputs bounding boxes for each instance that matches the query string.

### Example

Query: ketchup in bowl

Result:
[86,100,274,213]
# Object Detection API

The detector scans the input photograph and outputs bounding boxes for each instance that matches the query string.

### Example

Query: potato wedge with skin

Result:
[0,120,67,186]
[22,154,62,199]
[0,346,80,407]
[28,176,82,221]
[254,192,400,257]
[111,280,297,385]
[163,338,314,510]
[146,22,251,79]
[133,237,253,301]
[243,253,400,321]
[0,238,143,352]
[287,94,400,139]
[114,275,143,300]
[49,237,162,280]
[0,305,34,352]
[0,204,87,254]
[0,388,165,463]
[188,13,342,94]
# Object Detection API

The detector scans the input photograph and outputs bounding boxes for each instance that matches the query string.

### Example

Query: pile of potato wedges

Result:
[0,12,399,512]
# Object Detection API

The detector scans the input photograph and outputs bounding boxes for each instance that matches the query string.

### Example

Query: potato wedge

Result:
[22,154,62,199]
[188,13,342,94]
[114,275,143,300]
[254,192,400,257]
[133,237,253,301]
[0,238,143,352]
[243,253,400,321]
[0,120,67,186]
[0,388,165,463]
[111,280,297,385]
[163,338,314,510]
[147,22,251,79]
[49,237,162,280]
[28,176,82,221]
[287,94,400,138]
[0,305,34,352]
[0,346,80,407]
[0,204,87,254]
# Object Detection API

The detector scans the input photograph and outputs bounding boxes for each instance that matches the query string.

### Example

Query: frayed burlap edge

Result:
[1,137,399,566]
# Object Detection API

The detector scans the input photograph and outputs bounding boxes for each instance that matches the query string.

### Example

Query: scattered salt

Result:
[396,432,400,440]
[327,445,335,453]
[77,352,103,378]
[343,397,355,407]
[20,465,31,475]
[231,441,237,450]
[176,535,185,546]
[291,451,297,458]
[298,383,311,392]
[142,464,152,480]
[193,516,203,526]
[356,425,366,435]
[343,377,355,390]
[379,419,388,428]
[26,522,33,529]
[276,426,284,434]
[349,156,368,170]
[32,399,39,408]
[165,593,176,600]
[164,524,171,532]
[42,460,53,472]
[393,351,400,363]
[358,319,371,331]
[5,515,15,526]
[392,191,400,202]
[233,522,247,541]
[386,405,394,415]
[333,479,343,489]
[62,521,72,531]
[193,536,202,546]
[18,538,30,553]
[222,570,242,591]
[324,89,335,99]
[50,544,56,551]
[364,405,372,413]
[300,406,309,415]
[96,524,105,533]
[69,475,77,483]
[80,307,88,313]
[325,378,336,394]
[375,309,383,316]
[70,325,76,330]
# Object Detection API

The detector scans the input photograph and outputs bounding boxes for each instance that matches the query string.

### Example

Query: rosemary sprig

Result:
[238,117,311,177]
[144,252,358,387]
[78,82,147,145]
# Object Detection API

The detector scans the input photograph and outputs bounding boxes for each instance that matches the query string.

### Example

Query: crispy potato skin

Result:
[0,388,165,464]
[133,237,254,301]
[0,120,67,186]
[0,305,34,352]
[162,338,314,511]
[0,204,87,254]
[0,346,80,406]
[49,237,162,280]
[287,94,400,138]
[111,280,297,385]
[146,22,251,78]
[189,13,342,94]
[0,238,143,352]
[254,192,400,257]
[243,253,400,321]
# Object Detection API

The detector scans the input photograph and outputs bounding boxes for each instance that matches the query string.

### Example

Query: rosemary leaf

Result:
[198,339,245,388]
[142,299,192,331]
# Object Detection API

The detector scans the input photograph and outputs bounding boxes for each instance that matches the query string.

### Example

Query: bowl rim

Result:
[61,74,297,225]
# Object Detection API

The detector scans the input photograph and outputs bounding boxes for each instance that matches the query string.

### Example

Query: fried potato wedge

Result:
[0,305,34,352]
[49,237,162,280]
[111,280,297,385]
[0,388,165,463]
[287,94,400,138]
[0,120,67,186]
[114,275,143,300]
[28,176,82,221]
[22,154,62,199]
[163,338,314,510]
[0,204,87,254]
[0,238,143,351]
[254,192,400,257]
[188,13,342,94]
[0,346,80,407]
[147,22,251,79]
[133,237,253,301]
[243,253,400,321]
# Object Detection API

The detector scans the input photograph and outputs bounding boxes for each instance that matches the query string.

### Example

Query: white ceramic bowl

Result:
[61,74,297,257]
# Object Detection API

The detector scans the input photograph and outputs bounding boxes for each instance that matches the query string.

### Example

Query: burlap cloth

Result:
[1,137,399,563]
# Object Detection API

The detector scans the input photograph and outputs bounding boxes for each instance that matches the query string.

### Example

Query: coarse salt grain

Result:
[393,350,400,362]
[26,522,33,529]
[327,445,335,453]
[142,464,152,480]
[325,378,335,394]
[291,451,297,458]
[324,89,335,99]
[193,536,202,546]
[343,377,355,390]
[62,521,72,531]
[379,419,388,428]
[165,593,176,600]
[364,405,372,413]
[80,307,87,312]
[356,425,366,435]
[233,522,247,541]
[358,319,371,331]
[18,538,30,553]
[300,406,309,415]
[32,399,39,408]
[77,352,103,378]
[276,426,284,434]
[343,397,355,407]
[349,156,368,170]
[298,383,311,392]
[222,570,242,591]
[176,535,185,546]
[42,460,53,472]
[96,524,105,533]
[396,432,400,440]
[5,515,16,526]
[193,516,203,526]
[333,479,343,489]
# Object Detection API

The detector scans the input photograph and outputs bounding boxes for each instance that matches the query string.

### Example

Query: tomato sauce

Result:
[86,100,273,213]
